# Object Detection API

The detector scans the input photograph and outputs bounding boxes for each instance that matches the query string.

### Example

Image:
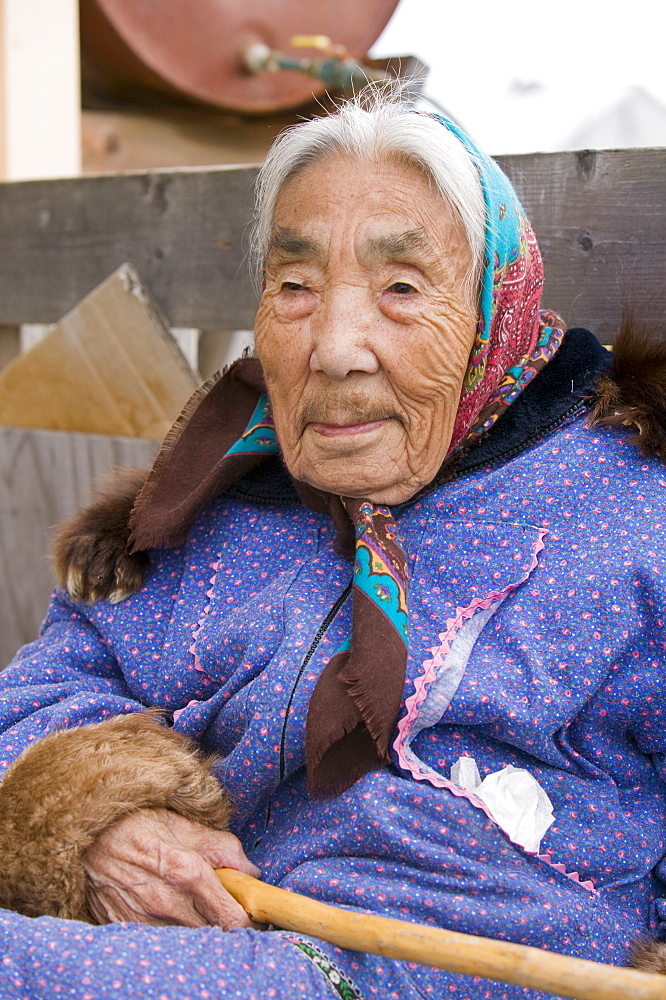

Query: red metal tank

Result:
[80,0,400,114]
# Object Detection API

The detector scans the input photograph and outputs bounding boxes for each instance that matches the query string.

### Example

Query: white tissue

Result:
[449,756,481,791]
[450,758,555,854]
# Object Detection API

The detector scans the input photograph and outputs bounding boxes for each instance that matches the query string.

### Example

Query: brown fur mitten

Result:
[628,936,666,974]
[51,468,149,604]
[0,713,232,921]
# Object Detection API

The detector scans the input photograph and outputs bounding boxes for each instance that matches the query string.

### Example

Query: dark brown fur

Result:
[51,468,149,603]
[589,311,666,461]
[0,712,232,921]
[628,937,666,974]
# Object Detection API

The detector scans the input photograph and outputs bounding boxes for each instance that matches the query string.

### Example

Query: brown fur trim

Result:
[0,713,232,921]
[628,936,666,974]
[590,312,666,462]
[51,468,150,604]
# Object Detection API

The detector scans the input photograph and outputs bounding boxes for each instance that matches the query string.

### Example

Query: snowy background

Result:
[371,0,666,153]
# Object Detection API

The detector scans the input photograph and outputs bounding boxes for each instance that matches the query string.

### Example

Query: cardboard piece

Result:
[0,263,198,438]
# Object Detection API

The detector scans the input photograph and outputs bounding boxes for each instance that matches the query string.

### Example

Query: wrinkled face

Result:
[254,154,479,504]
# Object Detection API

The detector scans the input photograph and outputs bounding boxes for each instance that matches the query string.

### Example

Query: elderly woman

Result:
[0,96,664,999]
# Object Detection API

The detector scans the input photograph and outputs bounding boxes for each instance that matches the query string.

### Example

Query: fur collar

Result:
[590,312,666,462]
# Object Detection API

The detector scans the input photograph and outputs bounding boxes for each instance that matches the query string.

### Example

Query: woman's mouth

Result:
[309,418,389,437]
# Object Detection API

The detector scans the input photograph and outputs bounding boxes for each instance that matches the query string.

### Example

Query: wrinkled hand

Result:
[83,807,261,929]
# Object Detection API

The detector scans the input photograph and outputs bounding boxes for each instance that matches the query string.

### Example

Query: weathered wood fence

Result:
[0,147,664,661]
[1,148,664,338]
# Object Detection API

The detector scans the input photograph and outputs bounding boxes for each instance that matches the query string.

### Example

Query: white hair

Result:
[251,95,486,295]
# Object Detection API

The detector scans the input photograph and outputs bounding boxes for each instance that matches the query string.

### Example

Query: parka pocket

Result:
[397,518,548,763]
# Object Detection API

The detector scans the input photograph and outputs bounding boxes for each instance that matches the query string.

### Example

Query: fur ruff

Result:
[51,467,150,604]
[590,312,666,461]
[628,937,666,975]
[0,712,232,921]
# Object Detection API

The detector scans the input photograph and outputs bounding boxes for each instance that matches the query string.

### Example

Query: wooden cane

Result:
[215,868,666,1000]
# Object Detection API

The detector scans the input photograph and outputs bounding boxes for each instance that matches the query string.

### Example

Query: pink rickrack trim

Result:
[389,528,598,894]
[387,761,597,895]
[395,527,548,755]
[534,851,597,894]
[172,699,200,723]
[189,559,221,677]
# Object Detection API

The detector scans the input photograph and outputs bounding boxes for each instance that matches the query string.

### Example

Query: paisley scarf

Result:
[129,113,566,798]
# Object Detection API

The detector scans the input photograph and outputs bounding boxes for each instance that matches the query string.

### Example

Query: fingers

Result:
[183,859,256,930]
[86,869,210,928]
[158,816,262,928]
[160,810,261,876]
[85,844,246,929]
[151,838,250,929]
[84,808,262,930]
[188,826,262,879]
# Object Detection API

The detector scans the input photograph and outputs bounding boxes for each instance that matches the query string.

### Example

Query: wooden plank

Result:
[0,164,259,330]
[0,149,663,337]
[497,149,666,342]
[0,428,156,665]
[81,107,288,174]
[0,264,198,438]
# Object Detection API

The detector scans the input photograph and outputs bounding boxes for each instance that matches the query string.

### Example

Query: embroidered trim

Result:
[395,526,548,768]
[189,558,221,678]
[389,527,596,895]
[396,596,504,756]
[535,851,597,894]
[280,935,363,1000]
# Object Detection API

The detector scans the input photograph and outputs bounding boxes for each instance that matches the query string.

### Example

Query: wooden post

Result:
[198,329,255,379]
[0,0,80,180]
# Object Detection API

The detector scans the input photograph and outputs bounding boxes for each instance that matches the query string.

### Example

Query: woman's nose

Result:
[309,287,380,379]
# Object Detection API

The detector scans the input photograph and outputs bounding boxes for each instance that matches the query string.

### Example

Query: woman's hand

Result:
[83,807,261,928]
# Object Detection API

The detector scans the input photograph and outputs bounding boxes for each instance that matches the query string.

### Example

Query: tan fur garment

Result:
[0,712,232,921]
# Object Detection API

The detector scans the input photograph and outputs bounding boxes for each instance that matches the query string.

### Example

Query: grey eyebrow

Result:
[363,228,432,260]
[267,227,326,263]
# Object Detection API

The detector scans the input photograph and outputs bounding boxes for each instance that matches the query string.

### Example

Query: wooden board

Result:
[0,263,198,437]
[0,428,156,665]
[0,325,19,369]
[497,149,666,341]
[81,107,288,173]
[0,149,663,339]
[0,164,258,331]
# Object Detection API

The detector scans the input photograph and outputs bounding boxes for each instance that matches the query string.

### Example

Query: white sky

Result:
[371,0,666,154]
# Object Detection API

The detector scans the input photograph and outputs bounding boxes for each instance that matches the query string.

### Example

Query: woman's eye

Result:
[281,281,306,292]
[388,282,416,295]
